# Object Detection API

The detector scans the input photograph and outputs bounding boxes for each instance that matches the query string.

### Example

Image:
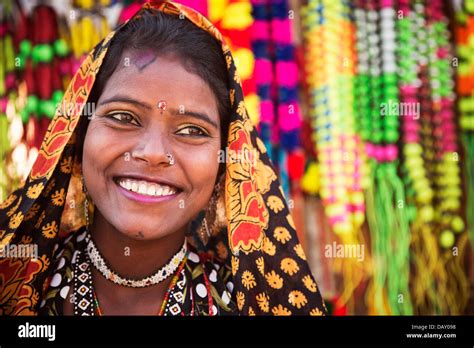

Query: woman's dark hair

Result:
[76,9,231,165]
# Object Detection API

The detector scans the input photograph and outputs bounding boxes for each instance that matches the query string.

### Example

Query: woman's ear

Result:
[193,172,226,246]
[74,113,90,165]
[210,172,227,235]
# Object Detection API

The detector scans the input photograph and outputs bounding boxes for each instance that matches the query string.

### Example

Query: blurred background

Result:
[0,0,473,314]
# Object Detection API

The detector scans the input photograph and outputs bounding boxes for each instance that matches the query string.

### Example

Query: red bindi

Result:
[157,100,167,111]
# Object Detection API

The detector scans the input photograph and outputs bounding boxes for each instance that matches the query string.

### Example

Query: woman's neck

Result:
[90,210,186,278]
[86,210,187,315]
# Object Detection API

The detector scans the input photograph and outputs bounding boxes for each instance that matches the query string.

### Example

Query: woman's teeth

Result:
[118,178,177,197]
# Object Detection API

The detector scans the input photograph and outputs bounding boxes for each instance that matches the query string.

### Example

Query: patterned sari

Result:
[0,1,327,316]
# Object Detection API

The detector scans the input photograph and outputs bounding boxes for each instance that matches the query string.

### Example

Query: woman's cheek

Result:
[179,145,219,204]
[84,124,105,161]
[85,124,128,162]
[83,125,123,190]
[183,144,219,176]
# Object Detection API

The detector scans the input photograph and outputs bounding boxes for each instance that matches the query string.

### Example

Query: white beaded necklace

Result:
[86,235,187,288]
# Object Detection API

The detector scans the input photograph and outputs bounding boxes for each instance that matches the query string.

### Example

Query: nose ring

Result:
[166,152,175,165]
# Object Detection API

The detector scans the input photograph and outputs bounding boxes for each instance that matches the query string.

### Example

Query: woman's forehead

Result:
[129,49,159,71]
[98,53,219,119]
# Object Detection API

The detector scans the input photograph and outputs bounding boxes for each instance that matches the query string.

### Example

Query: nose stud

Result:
[166,152,175,165]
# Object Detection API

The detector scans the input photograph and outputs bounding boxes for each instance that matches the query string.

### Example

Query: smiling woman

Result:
[0,1,327,316]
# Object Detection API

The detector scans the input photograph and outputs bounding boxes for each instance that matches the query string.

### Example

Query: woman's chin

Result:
[108,223,170,241]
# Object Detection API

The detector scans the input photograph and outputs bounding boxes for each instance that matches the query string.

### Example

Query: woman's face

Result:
[82,50,222,240]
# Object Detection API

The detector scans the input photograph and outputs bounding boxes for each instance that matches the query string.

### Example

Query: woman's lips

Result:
[114,179,180,204]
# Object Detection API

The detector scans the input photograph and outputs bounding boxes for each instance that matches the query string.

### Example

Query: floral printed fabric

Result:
[0,0,326,315]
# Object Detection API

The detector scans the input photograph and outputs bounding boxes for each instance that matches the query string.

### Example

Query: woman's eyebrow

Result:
[169,107,219,129]
[98,95,152,110]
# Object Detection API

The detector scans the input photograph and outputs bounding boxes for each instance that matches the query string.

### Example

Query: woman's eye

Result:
[107,112,139,126]
[176,126,209,137]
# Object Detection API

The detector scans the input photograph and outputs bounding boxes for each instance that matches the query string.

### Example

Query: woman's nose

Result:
[130,130,172,166]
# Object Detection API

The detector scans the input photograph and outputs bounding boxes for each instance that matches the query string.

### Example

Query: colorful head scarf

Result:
[0,1,326,316]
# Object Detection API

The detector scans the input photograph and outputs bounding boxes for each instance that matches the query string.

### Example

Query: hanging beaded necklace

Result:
[73,234,190,316]
[301,0,369,314]
[90,254,189,316]
[426,0,464,250]
[397,0,442,315]
[17,4,67,150]
[455,0,474,248]
[86,236,187,288]
[396,0,469,315]
[398,0,433,222]
[251,0,303,197]
[354,0,413,315]
[69,0,113,74]
[0,5,16,201]
[303,0,366,237]
[425,0,468,314]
